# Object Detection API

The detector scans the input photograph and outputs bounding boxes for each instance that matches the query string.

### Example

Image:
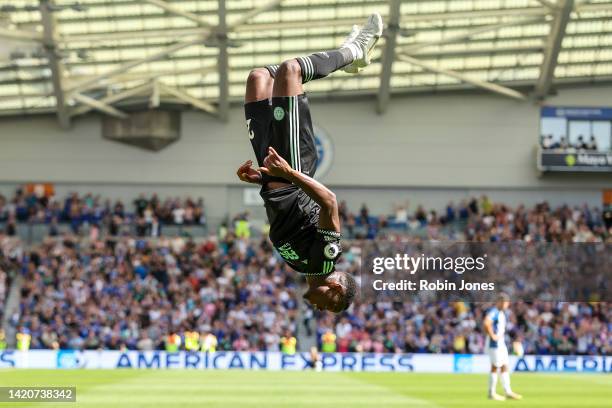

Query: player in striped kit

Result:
[484,293,523,401]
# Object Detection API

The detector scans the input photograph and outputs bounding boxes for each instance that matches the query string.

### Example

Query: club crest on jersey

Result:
[323,243,340,259]
[273,106,285,121]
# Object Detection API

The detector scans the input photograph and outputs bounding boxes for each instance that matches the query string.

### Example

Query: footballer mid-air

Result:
[236,14,383,313]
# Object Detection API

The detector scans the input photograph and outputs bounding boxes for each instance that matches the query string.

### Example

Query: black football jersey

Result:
[261,185,342,276]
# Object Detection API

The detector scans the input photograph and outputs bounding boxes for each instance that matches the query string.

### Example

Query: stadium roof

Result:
[1,0,611,126]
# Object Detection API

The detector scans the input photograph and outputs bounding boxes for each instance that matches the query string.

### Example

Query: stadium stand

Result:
[0,189,206,232]
[322,297,610,355]
[9,234,298,351]
[0,189,211,244]
[1,195,609,353]
[2,188,609,242]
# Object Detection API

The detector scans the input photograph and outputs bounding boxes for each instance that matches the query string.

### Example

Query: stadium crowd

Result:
[317,299,610,355]
[1,195,610,355]
[343,195,610,242]
[327,196,610,355]
[0,188,207,237]
[540,134,601,151]
[2,187,610,242]
[6,233,298,351]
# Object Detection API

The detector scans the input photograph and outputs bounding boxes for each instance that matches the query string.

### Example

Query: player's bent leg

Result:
[342,13,383,73]
[268,93,318,177]
[245,12,384,169]
[244,68,275,170]
[273,59,304,97]
[280,13,383,84]
[245,68,274,103]
[262,13,382,88]
[293,94,318,178]
[268,68,318,176]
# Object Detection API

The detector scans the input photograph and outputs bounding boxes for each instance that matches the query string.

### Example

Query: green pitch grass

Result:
[0,369,610,408]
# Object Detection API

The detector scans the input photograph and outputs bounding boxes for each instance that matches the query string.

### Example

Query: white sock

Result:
[342,44,361,60]
[488,372,498,396]
[501,371,512,394]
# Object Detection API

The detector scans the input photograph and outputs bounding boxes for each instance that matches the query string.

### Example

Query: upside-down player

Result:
[484,293,523,401]
[236,14,383,313]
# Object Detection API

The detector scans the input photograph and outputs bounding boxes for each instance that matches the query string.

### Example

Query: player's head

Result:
[496,292,510,310]
[303,271,357,313]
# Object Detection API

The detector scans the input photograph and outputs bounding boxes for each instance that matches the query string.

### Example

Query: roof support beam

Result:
[57,9,550,42]
[0,26,43,42]
[397,54,527,101]
[535,0,574,99]
[60,0,280,120]
[376,0,401,114]
[578,2,612,12]
[229,0,282,29]
[70,82,153,117]
[55,2,610,44]
[231,10,548,33]
[144,0,213,28]
[400,16,547,55]
[39,0,70,128]
[217,0,229,121]
[400,7,549,22]
[158,83,218,115]
[535,0,559,10]
[65,35,208,95]
[65,63,217,88]
[61,28,206,43]
[72,92,129,119]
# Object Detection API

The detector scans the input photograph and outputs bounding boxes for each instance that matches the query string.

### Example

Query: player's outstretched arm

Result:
[258,147,340,232]
[236,160,263,185]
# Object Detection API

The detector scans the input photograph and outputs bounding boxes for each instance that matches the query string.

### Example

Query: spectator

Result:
[541,134,553,149]
[415,205,427,226]
[359,203,370,226]
[587,136,598,151]
[394,202,409,224]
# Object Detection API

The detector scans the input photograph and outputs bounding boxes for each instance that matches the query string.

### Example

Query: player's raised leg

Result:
[264,13,383,177]
[243,68,275,176]
[267,59,313,178]
[242,12,383,184]
[266,12,383,84]
[245,68,274,104]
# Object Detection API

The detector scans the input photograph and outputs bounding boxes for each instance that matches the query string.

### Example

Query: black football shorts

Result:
[244,94,318,184]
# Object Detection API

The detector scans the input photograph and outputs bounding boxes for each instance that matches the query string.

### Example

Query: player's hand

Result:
[236,160,263,184]
[258,147,292,178]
